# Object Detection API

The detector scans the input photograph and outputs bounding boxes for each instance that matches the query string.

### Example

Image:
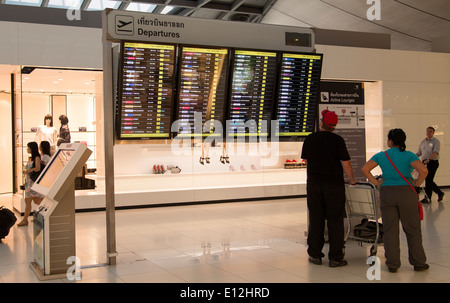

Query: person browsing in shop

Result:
[301,110,357,267]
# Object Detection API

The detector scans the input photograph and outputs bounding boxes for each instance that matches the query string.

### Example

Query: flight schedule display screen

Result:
[175,46,229,138]
[118,42,176,139]
[275,53,323,138]
[227,50,278,138]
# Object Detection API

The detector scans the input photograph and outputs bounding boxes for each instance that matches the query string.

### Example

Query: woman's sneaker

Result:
[414,264,429,271]
[329,259,348,267]
[308,257,322,265]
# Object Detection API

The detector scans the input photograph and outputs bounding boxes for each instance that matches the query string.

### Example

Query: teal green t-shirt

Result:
[370,147,419,186]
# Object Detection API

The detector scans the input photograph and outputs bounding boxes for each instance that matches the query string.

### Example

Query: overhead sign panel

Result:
[104,9,315,52]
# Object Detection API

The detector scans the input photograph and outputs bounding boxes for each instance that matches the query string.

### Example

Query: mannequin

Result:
[35,114,57,155]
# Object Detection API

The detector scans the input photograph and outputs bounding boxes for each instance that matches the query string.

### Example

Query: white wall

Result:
[1,20,449,189]
[316,44,450,185]
[0,21,102,69]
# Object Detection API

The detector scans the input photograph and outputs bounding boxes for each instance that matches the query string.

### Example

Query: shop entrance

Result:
[0,65,16,194]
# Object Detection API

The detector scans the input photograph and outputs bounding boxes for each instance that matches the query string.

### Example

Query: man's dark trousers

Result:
[425,160,443,199]
[307,180,346,261]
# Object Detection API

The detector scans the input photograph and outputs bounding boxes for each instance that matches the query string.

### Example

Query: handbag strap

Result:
[383,151,418,197]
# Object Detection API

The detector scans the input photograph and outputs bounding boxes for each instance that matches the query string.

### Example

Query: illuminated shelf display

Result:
[227,50,278,138]
[118,42,176,139]
[274,53,323,138]
[175,46,229,138]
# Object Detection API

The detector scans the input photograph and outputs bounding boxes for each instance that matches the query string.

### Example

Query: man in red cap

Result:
[301,110,357,267]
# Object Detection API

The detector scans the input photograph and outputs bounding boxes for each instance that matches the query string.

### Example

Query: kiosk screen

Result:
[227,50,278,138]
[175,46,229,138]
[274,53,323,138]
[36,149,74,188]
[118,42,176,139]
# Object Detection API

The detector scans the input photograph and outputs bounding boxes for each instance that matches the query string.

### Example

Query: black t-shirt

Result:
[301,131,351,184]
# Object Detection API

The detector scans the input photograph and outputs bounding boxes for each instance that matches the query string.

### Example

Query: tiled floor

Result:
[1,190,449,284]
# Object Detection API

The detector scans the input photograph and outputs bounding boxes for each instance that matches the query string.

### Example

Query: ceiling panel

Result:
[263,0,450,51]
[1,0,449,51]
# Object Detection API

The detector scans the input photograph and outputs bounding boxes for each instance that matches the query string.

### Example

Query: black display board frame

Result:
[116,40,178,140]
[115,40,323,142]
[273,51,324,142]
[225,48,281,142]
[172,44,231,139]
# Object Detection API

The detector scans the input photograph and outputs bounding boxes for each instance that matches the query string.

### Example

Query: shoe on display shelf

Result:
[284,159,301,169]
[171,166,181,174]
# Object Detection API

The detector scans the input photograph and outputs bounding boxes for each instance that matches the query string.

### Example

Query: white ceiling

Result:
[263,0,450,52]
[0,67,101,94]
[1,0,449,92]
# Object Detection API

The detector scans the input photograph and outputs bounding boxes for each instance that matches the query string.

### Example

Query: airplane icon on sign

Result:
[117,20,132,28]
[115,15,134,35]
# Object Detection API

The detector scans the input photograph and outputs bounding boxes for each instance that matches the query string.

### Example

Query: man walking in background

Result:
[417,126,444,203]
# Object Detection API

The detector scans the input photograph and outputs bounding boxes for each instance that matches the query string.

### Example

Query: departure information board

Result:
[175,46,229,137]
[227,50,278,138]
[118,42,176,139]
[275,53,323,138]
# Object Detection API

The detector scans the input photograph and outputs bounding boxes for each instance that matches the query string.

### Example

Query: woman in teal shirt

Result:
[361,129,429,273]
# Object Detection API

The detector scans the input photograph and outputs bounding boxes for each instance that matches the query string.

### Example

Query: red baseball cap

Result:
[321,110,338,129]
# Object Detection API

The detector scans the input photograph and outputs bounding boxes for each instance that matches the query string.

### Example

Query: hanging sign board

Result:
[103,9,315,52]
[319,81,366,182]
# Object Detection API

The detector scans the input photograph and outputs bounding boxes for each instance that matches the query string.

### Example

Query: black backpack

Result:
[353,218,383,243]
[0,206,17,242]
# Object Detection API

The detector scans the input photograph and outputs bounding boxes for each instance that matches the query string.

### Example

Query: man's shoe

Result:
[329,259,348,267]
[414,264,429,271]
[308,257,322,265]
[438,192,445,202]
[388,267,398,273]
[420,198,430,204]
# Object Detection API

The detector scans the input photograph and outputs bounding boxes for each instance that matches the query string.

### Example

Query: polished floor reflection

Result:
[1,190,449,283]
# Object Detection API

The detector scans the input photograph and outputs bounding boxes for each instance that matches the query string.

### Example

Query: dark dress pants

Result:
[307,181,346,261]
[380,186,427,269]
[425,160,442,199]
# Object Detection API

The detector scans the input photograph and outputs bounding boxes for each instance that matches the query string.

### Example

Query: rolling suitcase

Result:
[0,206,17,242]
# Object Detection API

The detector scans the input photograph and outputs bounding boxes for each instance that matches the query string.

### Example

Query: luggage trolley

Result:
[345,182,382,257]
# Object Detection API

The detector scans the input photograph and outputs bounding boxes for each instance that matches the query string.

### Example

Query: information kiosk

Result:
[30,143,92,280]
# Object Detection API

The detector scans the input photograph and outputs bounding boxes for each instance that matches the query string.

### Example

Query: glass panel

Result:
[161,5,173,14]
[87,0,121,11]
[125,3,157,13]
[4,0,42,7]
[47,0,82,9]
